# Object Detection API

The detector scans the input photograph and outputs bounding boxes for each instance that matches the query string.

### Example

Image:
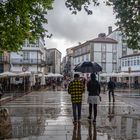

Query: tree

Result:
[65,0,140,50]
[0,0,140,52]
[0,0,54,53]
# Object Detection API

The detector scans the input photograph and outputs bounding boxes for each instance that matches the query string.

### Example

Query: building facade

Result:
[107,27,134,72]
[10,39,45,74]
[121,53,140,72]
[71,33,118,74]
[0,52,10,73]
[46,48,61,74]
[63,48,74,77]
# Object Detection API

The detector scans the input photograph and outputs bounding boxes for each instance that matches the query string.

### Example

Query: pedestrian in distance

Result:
[0,83,4,101]
[107,78,116,102]
[68,74,85,124]
[87,73,101,123]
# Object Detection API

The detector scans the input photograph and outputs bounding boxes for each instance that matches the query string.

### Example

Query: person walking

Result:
[68,74,85,124]
[0,83,3,101]
[107,78,116,102]
[87,73,101,123]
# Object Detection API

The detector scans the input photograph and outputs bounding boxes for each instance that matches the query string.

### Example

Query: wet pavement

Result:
[0,90,140,140]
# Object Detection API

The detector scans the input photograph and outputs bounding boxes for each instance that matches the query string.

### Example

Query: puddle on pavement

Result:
[1,91,140,140]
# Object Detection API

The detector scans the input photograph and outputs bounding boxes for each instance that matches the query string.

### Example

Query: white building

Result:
[71,33,118,74]
[107,27,134,72]
[121,53,140,84]
[10,39,45,74]
[121,53,140,72]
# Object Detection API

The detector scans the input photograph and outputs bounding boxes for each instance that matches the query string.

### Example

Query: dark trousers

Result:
[89,104,97,120]
[108,90,115,102]
[72,102,82,121]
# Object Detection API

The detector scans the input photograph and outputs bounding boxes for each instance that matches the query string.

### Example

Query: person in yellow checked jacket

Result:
[68,74,85,124]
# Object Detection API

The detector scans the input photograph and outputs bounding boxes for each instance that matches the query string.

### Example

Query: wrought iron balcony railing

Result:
[10,59,46,65]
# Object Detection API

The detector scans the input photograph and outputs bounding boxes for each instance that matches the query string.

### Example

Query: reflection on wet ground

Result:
[0,91,140,140]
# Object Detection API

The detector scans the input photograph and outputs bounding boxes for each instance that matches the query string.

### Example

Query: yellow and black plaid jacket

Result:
[68,79,85,103]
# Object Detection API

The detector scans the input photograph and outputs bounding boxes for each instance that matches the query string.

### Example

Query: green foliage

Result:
[111,0,140,49]
[0,0,140,52]
[0,0,54,53]
[65,0,140,50]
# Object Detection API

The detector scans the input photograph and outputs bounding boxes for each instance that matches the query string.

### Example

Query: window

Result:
[101,43,106,51]
[23,51,29,60]
[86,54,89,61]
[112,44,117,51]
[122,60,124,67]
[101,62,106,72]
[82,55,84,61]
[113,53,117,61]
[128,60,130,66]
[131,59,133,66]
[137,59,140,65]
[102,52,106,61]
[113,63,117,71]
[125,60,127,66]
[78,57,80,62]
[134,59,136,65]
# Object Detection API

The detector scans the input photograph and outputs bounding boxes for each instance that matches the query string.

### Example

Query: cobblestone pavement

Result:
[0,90,140,140]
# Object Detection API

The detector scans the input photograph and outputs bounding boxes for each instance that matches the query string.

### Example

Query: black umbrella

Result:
[74,61,102,73]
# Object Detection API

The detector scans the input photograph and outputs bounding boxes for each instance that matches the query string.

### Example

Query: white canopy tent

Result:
[45,73,63,78]
[17,71,32,76]
[0,72,17,78]
[100,72,140,78]
[129,72,140,77]
[100,72,119,77]
[54,73,63,77]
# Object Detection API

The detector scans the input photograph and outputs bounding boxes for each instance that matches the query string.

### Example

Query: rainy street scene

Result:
[0,0,140,140]
[1,89,140,140]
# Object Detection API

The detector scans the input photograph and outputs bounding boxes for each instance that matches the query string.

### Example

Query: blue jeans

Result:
[72,102,82,121]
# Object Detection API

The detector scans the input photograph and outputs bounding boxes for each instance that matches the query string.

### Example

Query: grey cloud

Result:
[45,1,117,56]
[47,1,116,42]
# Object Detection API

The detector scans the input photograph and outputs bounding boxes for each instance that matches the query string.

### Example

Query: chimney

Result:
[98,33,106,38]
[108,26,112,34]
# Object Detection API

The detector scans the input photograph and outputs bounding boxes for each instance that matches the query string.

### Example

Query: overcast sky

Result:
[45,1,117,58]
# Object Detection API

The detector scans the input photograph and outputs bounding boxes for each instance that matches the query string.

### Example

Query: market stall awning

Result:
[45,73,63,77]
[100,72,140,77]
[0,72,17,78]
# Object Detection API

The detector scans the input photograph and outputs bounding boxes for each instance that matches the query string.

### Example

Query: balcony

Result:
[0,56,9,63]
[11,59,46,66]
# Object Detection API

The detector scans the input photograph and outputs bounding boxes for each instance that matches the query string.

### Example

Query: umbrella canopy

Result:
[74,61,102,73]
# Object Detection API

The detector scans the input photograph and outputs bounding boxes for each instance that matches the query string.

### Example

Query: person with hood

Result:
[68,74,85,124]
[87,73,101,123]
